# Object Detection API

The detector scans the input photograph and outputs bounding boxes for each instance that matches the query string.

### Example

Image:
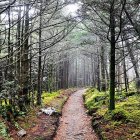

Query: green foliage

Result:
[0,81,20,99]
[129,81,137,92]
[111,121,122,127]
[84,88,140,140]
[124,91,136,97]
[84,88,108,112]
[13,121,20,129]
[0,105,13,121]
[116,95,140,124]
[0,104,27,122]
[42,91,60,105]
[17,111,26,118]
[68,28,88,45]
[0,121,9,138]
[84,88,140,125]
[105,108,128,121]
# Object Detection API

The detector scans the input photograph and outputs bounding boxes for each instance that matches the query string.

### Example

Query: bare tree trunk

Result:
[37,1,42,105]
[97,48,101,91]
[122,48,129,92]
[20,3,30,109]
[17,7,21,84]
[91,53,95,87]
[101,45,106,91]
[109,0,116,110]
[127,43,139,78]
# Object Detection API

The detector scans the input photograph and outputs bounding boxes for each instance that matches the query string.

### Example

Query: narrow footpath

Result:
[54,89,98,140]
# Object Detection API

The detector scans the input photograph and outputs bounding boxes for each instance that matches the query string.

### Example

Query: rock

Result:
[92,113,97,117]
[92,120,100,128]
[41,107,57,116]
[86,110,89,114]
[92,115,102,121]
[36,112,42,116]
[17,129,27,137]
[88,108,98,115]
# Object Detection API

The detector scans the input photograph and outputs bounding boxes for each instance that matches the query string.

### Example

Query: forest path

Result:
[54,89,98,140]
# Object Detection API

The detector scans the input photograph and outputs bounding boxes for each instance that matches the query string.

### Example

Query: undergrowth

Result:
[0,89,70,140]
[84,87,140,139]
[42,90,61,105]
[84,88,140,123]
[0,121,10,140]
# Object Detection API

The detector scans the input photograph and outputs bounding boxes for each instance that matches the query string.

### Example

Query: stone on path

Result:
[17,129,27,137]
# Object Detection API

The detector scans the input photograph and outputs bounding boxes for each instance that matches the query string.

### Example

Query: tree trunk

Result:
[20,3,30,109]
[122,48,129,92]
[101,45,106,91]
[109,0,116,110]
[127,43,139,78]
[37,2,42,105]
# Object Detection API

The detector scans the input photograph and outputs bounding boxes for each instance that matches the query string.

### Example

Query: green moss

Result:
[41,90,72,113]
[104,108,128,121]
[84,88,108,112]
[111,121,122,127]
[97,106,107,116]
[84,88,140,125]
[116,95,140,124]
[84,88,140,140]
[42,91,60,105]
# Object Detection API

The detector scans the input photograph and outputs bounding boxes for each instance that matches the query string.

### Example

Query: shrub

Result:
[111,109,127,121]
[104,109,128,121]
[0,122,9,138]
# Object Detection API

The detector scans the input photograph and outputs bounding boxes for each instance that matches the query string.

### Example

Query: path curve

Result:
[54,89,98,140]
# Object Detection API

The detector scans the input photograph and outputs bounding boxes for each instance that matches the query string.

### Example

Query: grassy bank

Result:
[84,88,140,140]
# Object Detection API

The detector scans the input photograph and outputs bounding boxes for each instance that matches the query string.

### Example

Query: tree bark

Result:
[109,0,116,110]
[37,1,42,105]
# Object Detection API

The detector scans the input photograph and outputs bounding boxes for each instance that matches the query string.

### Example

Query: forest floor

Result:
[54,89,98,140]
[0,89,76,140]
[84,88,140,140]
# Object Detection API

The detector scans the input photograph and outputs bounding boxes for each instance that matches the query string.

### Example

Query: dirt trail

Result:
[54,89,98,140]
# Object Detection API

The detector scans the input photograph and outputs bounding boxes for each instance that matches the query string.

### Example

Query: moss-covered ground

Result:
[84,88,140,140]
[0,89,76,140]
